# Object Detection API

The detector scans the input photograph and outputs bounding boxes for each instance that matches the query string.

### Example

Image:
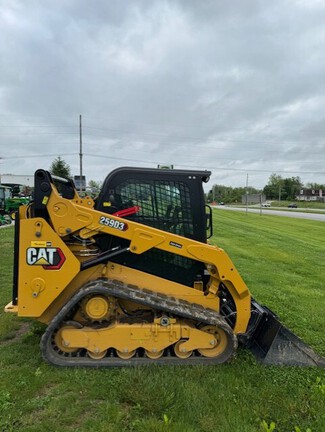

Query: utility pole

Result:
[79,114,83,194]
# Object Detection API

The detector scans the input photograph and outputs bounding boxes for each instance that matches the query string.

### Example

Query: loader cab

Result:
[96,167,211,242]
[95,167,212,287]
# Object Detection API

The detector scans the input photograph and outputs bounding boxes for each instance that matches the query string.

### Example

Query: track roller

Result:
[174,339,193,359]
[116,349,136,360]
[87,350,107,360]
[145,349,164,359]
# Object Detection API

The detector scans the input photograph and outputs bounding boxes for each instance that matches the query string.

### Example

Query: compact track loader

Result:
[5,167,324,367]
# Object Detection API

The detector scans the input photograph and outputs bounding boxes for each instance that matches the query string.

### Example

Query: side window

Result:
[118,181,155,217]
[116,179,194,237]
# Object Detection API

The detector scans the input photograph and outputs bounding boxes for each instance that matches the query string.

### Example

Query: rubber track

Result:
[41,279,238,367]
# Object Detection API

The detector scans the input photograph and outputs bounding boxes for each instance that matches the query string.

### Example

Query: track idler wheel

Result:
[197,325,229,358]
[54,322,81,354]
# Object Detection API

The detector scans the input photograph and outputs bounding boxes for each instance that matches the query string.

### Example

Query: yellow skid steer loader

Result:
[5,167,324,367]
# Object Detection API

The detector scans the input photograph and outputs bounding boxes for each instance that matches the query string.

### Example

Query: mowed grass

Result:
[0,214,324,432]
[211,210,325,356]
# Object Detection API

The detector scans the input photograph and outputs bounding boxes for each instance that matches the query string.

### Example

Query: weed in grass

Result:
[310,376,325,396]
[260,420,276,432]
[163,413,172,426]
[261,421,314,432]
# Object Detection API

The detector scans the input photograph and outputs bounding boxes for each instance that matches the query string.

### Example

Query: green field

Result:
[0,212,324,432]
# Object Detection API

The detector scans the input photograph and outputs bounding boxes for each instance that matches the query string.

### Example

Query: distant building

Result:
[0,174,34,187]
[297,189,324,202]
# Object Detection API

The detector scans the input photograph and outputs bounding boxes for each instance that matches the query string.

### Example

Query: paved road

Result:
[214,206,325,222]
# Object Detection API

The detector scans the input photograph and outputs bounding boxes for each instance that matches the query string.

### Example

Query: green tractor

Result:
[5,196,30,219]
[0,185,30,222]
[0,186,12,225]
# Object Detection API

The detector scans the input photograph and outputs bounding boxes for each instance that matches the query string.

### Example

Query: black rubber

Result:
[41,279,237,367]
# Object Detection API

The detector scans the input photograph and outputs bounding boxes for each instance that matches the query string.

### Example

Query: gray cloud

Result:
[0,0,324,189]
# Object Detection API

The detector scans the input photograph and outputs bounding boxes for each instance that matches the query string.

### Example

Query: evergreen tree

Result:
[49,156,72,179]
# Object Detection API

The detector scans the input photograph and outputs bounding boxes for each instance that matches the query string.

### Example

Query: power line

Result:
[0,153,78,160]
[81,134,325,154]
[84,153,325,175]
[82,125,324,146]
[1,152,323,175]
[0,125,76,128]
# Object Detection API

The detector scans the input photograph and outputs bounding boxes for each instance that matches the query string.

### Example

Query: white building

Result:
[0,174,34,187]
[297,189,324,202]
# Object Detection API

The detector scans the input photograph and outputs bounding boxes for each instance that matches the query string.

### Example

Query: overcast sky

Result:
[0,0,324,190]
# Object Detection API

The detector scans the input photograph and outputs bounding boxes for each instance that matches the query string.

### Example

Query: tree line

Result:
[208,173,325,204]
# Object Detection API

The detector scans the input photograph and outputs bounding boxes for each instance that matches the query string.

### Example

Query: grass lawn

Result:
[0,213,324,432]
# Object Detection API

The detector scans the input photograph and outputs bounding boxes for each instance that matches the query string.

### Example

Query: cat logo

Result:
[26,247,66,270]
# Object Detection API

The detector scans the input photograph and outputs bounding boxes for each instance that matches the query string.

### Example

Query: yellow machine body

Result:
[8,185,251,334]
[6,168,322,367]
